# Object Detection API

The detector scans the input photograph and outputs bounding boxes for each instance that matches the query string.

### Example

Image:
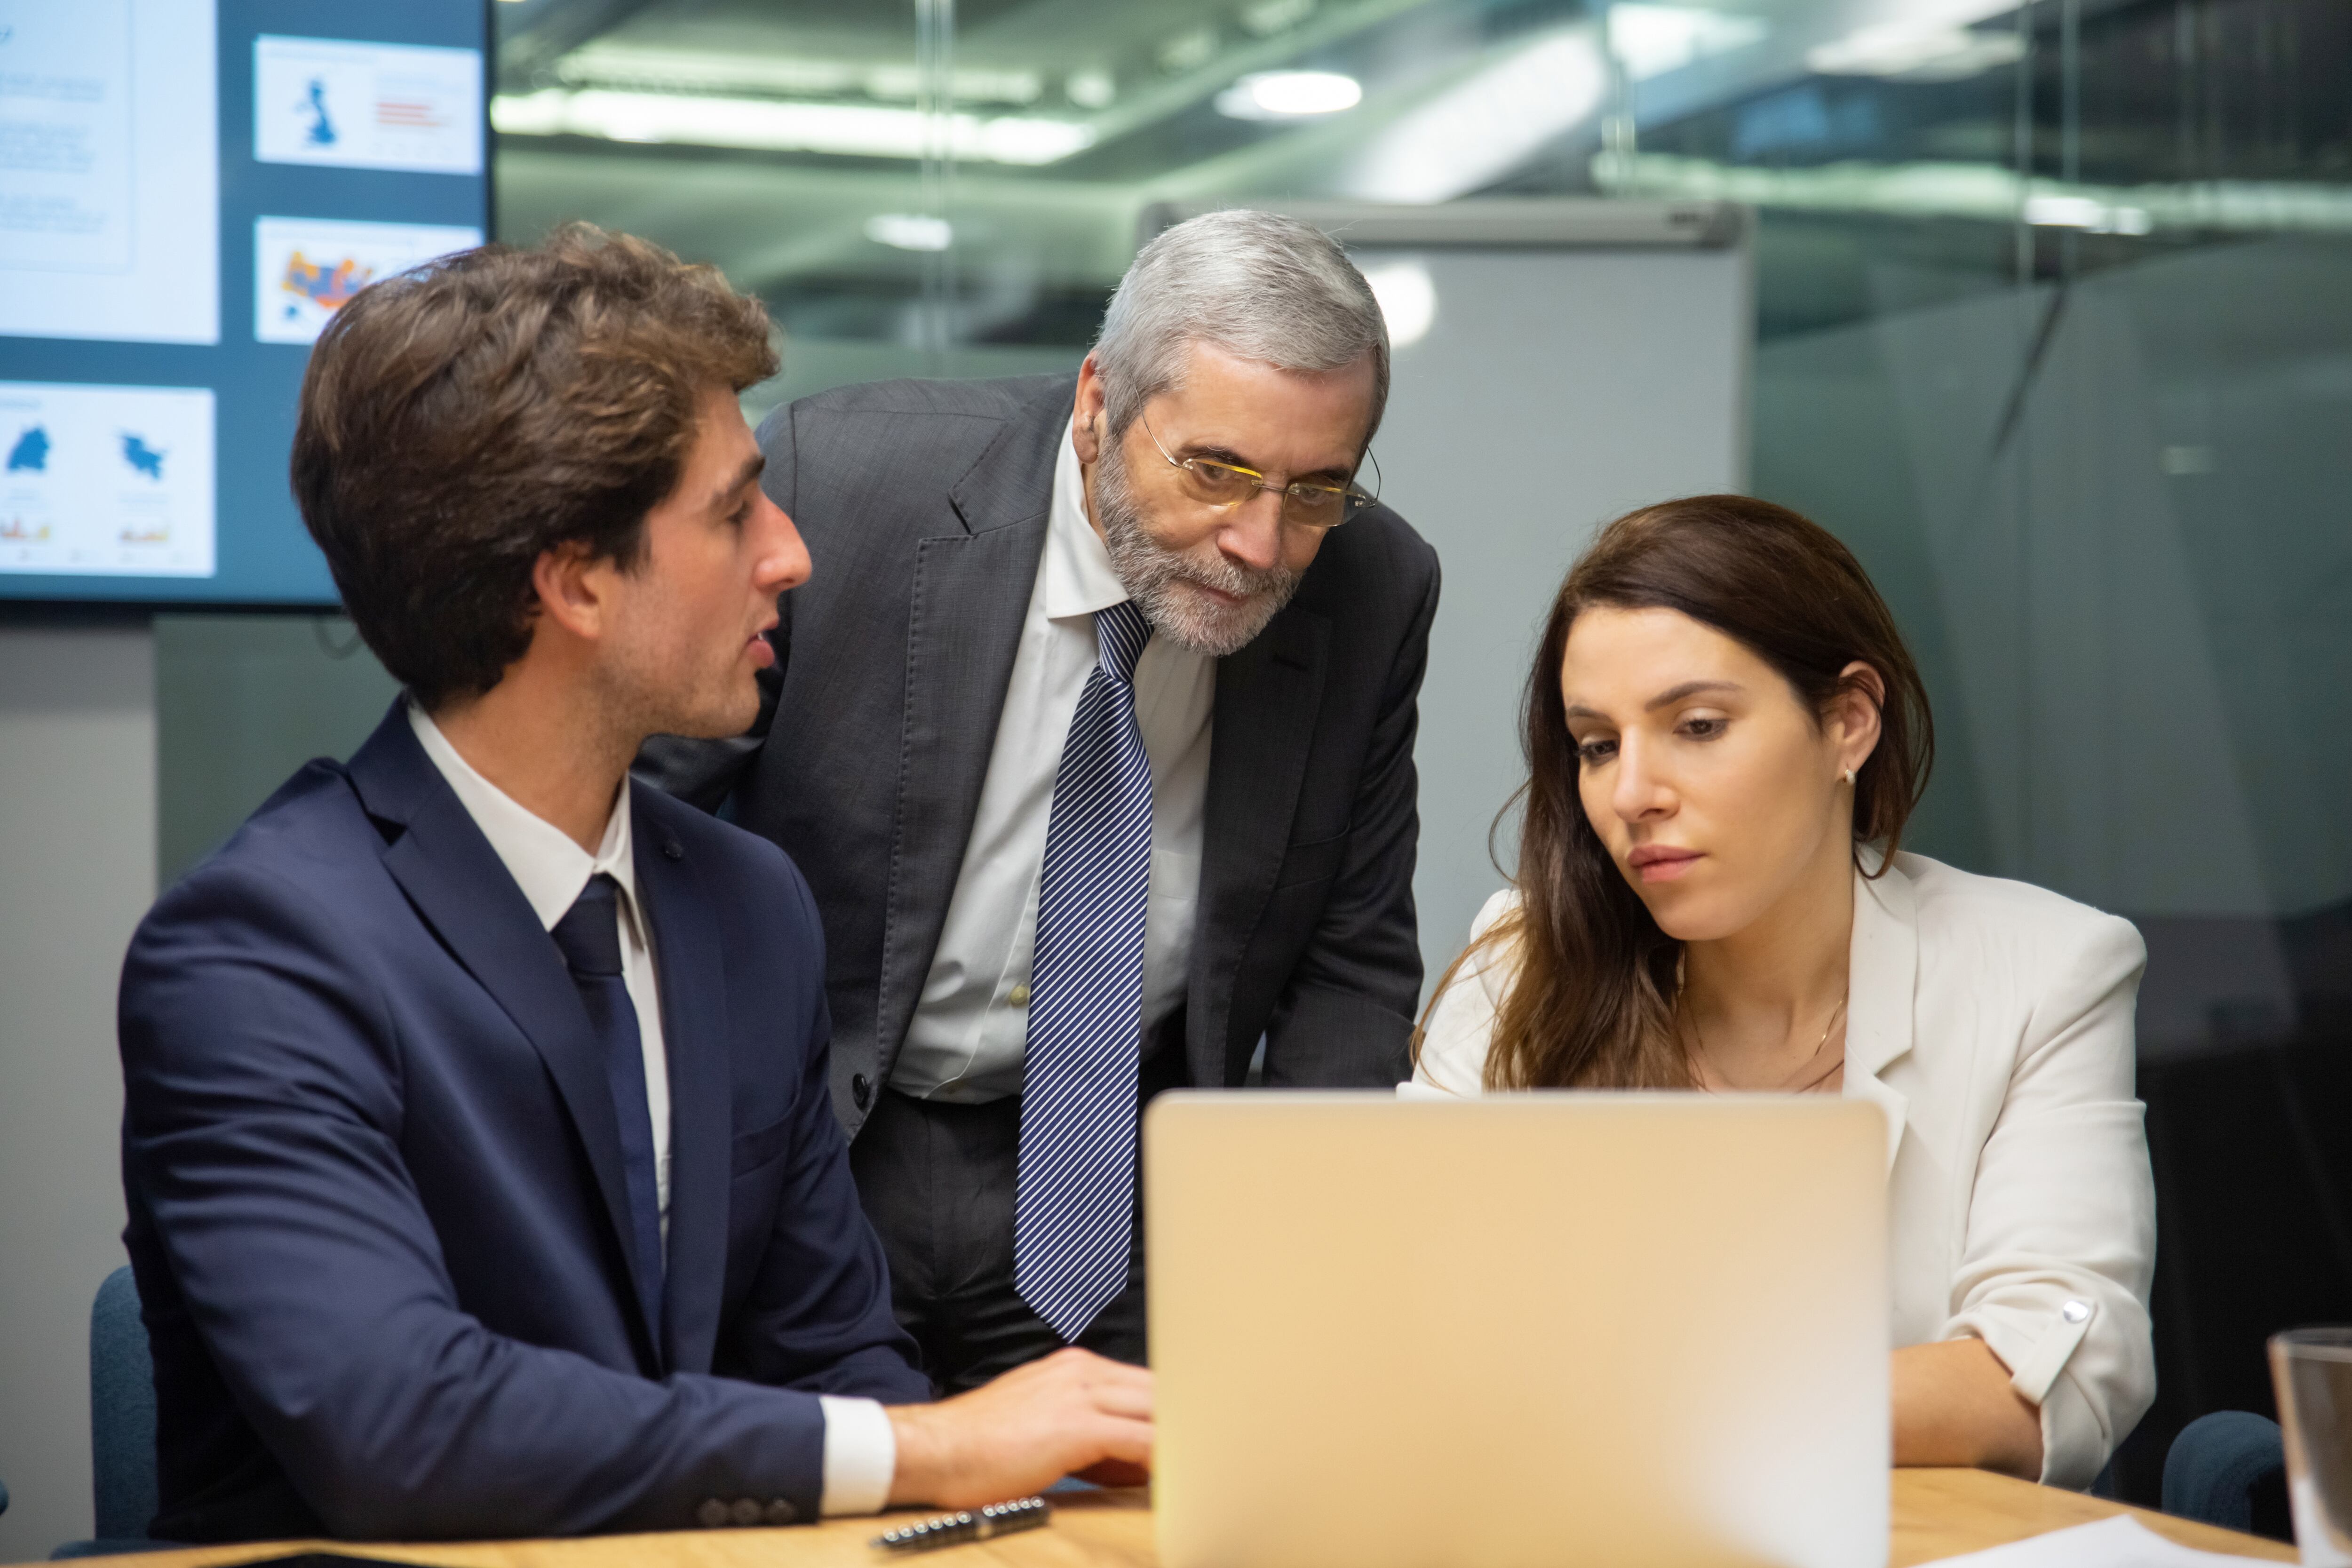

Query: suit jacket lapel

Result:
[872,384,1065,1082]
[1188,607,1332,1085]
[345,704,659,1365]
[1845,849,1918,1171]
[632,803,730,1376]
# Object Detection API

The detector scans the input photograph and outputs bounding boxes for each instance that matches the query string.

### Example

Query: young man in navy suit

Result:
[117,225,1150,1545]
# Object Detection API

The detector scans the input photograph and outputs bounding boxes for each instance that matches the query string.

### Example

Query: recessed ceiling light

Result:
[1240,0,1317,37]
[865,213,954,252]
[1214,70,1362,121]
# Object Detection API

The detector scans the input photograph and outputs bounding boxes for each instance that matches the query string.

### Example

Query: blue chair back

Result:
[89,1267,157,1542]
[2164,1410,2288,1539]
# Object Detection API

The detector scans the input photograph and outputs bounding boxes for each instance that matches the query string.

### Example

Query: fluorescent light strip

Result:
[555,43,1047,108]
[491,88,1096,165]
[1596,152,2352,235]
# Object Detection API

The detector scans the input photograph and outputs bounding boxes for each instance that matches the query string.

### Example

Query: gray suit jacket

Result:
[638,374,1440,1138]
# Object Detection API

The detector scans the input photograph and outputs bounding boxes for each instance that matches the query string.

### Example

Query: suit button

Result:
[731,1497,763,1527]
[697,1499,730,1529]
[764,1498,799,1527]
[852,1072,873,1110]
[2062,1298,2092,1323]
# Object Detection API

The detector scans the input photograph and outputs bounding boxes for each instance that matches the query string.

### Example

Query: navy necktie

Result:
[551,874,665,1339]
[1013,599,1156,1341]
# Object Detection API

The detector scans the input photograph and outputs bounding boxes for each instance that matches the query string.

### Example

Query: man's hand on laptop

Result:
[886,1347,1153,1508]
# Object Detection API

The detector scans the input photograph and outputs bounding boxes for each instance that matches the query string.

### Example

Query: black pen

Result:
[872,1496,1052,1553]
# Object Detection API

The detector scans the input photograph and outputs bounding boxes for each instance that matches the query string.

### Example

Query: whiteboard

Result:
[1363,235,1751,1001]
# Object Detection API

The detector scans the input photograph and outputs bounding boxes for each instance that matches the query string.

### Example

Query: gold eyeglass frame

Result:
[1137,410,1381,531]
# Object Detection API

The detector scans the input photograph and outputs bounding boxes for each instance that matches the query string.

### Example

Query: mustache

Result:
[1162,544,1297,600]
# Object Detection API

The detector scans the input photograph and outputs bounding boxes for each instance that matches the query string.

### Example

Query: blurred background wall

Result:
[3,0,2346,1550]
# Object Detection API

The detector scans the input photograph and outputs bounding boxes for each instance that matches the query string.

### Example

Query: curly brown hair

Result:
[290,223,777,709]
[1421,494,1935,1090]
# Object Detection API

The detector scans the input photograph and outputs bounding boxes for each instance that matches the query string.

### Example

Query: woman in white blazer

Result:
[1414,495,2154,1490]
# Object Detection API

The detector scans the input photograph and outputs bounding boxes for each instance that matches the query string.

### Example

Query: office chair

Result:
[51,1266,160,1559]
[2163,1410,2289,1541]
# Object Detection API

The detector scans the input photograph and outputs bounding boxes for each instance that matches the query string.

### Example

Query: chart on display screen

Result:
[0,0,488,605]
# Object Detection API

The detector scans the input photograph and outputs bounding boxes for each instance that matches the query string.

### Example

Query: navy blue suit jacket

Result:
[119,704,928,1544]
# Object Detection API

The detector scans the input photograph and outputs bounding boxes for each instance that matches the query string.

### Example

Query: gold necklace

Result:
[1685,994,1849,1093]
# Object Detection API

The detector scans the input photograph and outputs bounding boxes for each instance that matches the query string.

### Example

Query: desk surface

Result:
[40,1470,2297,1568]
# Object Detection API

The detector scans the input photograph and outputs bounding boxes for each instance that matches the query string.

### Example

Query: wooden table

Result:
[30,1471,2296,1568]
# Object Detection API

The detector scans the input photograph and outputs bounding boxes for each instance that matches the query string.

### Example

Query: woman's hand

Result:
[1892,1337,2044,1480]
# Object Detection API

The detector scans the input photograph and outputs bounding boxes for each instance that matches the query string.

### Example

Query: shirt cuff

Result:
[818,1395,897,1516]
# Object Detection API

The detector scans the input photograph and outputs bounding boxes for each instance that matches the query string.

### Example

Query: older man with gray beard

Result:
[638,209,1439,1392]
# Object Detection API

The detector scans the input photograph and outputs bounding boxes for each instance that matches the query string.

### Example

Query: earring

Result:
[1842,767,1857,786]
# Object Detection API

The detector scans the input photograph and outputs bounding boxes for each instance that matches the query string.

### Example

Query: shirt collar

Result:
[1044,421,1134,622]
[406,700,639,935]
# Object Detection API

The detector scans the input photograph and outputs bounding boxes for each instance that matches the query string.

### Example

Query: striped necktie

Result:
[1013,598,1156,1341]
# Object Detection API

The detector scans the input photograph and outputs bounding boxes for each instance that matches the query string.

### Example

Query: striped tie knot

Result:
[1094,600,1151,686]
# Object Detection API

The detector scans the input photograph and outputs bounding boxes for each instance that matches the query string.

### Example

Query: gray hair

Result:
[1091,209,1389,451]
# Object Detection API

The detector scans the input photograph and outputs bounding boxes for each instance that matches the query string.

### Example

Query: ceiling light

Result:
[1065,68,1116,110]
[491,89,1097,165]
[1607,5,1767,82]
[1215,70,1362,121]
[1240,0,1317,37]
[556,44,1043,108]
[1342,31,1606,203]
[1586,153,2352,239]
[1361,260,1436,348]
[865,213,953,251]
[2023,194,2152,234]
[1159,28,1219,74]
[1807,23,2023,82]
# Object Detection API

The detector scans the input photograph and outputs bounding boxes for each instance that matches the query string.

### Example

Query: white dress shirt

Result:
[893,424,1216,1102]
[1412,851,2157,1489]
[408,704,895,1515]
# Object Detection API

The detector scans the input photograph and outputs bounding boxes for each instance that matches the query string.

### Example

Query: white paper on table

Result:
[1927,1514,2280,1568]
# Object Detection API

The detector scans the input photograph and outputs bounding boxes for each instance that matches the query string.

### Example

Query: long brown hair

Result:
[1424,494,1934,1090]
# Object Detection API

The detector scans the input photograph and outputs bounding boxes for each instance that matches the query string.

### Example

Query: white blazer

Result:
[1413,851,2156,1489]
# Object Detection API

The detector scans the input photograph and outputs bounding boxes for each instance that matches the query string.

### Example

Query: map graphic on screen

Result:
[254,217,485,345]
[0,0,488,605]
[0,382,217,577]
[254,36,485,176]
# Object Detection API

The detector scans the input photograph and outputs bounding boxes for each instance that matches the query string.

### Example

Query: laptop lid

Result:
[1146,1092,1888,1568]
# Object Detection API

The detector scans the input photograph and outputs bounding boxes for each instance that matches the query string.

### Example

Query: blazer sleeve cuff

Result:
[2031,1369,2112,1490]
[2001,1298,2098,1407]
[1950,1297,2109,1488]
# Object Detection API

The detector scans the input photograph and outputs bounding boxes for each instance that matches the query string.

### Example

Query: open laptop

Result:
[1146,1092,1889,1568]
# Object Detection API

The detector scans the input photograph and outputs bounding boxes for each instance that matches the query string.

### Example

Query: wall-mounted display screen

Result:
[0,0,487,606]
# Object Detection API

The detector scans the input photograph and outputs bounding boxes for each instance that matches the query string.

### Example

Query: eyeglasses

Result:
[1138,412,1379,532]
